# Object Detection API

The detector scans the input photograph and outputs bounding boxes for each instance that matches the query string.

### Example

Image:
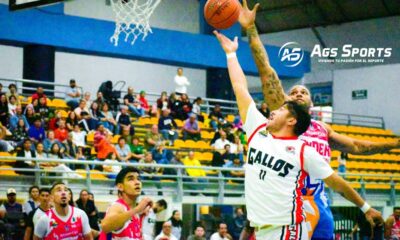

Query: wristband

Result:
[226,52,237,59]
[360,202,371,213]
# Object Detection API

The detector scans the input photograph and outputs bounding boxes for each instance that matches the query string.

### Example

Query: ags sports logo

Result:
[278,42,304,67]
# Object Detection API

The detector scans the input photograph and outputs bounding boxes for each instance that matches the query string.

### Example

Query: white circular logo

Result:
[278,42,304,67]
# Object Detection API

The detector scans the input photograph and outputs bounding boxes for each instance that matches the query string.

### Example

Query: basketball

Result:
[204,0,241,30]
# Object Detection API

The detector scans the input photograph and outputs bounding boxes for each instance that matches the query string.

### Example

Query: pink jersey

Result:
[99,198,144,240]
[391,215,400,239]
[299,120,331,197]
[44,207,84,240]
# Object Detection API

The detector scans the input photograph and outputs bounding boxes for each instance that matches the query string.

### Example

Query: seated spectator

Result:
[74,99,87,120]
[48,110,63,131]
[258,102,270,118]
[9,105,29,131]
[24,106,36,126]
[129,136,144,162]
[120,126,133,144]
[212,131,231,151]
[223,156,245,179]
[32,98,40,113]
[212,144,233,167]
[182,151,206,178]
[124,87,145,117]
[47,142,65,159]
[54,120,69,142]
[116,105,134,135]
[230,135,244,162]
[155,221,178,240]
[76,189,99,231]
[28,117,46,145]
[15,138,36,175]
[44,143,83,179]
[31,86,47,105]
[169,93,179,117]
[210,222,232,240]
[94,123,116,160]
[163,150,185,176]
[66,111,79,131]
[187,225,206,240]
[138,90,156,116]
[83,92,92,112]
[12,118,29,146]
[176,93,192,120]
[209,104,225,130]
[156,91,170,112]
[103,152,121,179]
[0,93,9,126]
[169,210,183,240]
[35,142,48,159]
[151,143,173,164]
[210,124,235,145]
[0,188,24,239]
[62,132,78,159]
[94,91,105,106]
[158,108,178,145]
[43,130,62,153]
[7,95,18,116]
[99,102,117,133]
[182,113,201,141]
[22,186,40,216]
[192,97,204,122]
[6,84,20,105]
[65,79,81,109]
[79,111,97,132]
[89,102,101,120]
[145,124,164,150]
[115,137,131,162]
[71,124,87,147]
[139,152,161,176]
[37,97,49,122]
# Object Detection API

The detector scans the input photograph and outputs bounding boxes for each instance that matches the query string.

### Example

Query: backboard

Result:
[9,0,64,11]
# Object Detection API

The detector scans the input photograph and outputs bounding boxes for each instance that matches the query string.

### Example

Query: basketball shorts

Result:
[253,222,308,240]
[303,195,334,240]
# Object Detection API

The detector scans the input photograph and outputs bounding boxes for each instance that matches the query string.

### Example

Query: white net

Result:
[110,0,162,46]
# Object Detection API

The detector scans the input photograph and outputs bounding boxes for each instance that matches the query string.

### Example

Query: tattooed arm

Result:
[239,0,287,110]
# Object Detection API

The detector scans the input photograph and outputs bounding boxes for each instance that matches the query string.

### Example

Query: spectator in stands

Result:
[94,123,116,160]
[43,130,62,153]
[168,210,183,240]
[155,221,178,240]
[174,67,190,96]
[169,93,178,117]
[116,105,134,135]
[65,111,78,131]
[139,152,161,176]
[182,113,201,141]
[145,124,164,150]
[158,108,179,145]
[209,105,225,130]
[45,143,83,179]
[154,199,169,237]
[0,188,24,239]
[0,93,9,126]
[384,207,400,240]
[65,79,81,109]
[212,144,233,167]
[124,87,145,117]
[12,118,29,146]
[187,225,206,240]
[258,102,270,118]
[31,87,47,105]
[83,92,91,112]
[24,106,36,126]
[6,84,20,105]
[24,187,51,240]
[32,98,40,113]
[232,207,246,240]
[192,97,204,122]
[224,156,244,180]
[210,222,232,240]
[15,139,36,175]
[62,132,78,159]
[183,151,206,179]
[232,115,242,131]
[94,91,105,106]
[163,151,186,176]
[79,111,97,132]
[48,110,63,131]
[338,152,348,176]
[74,99,87,120]
[9,105,29,131]
[151,142,173,165]
[138,90,156,116]
[8,95,18,116]
[76,189,99,231]
[157,91,170,112]
[230,135,244,162]
[212,131,231,151]
[89,102,101,120]
[100,102,117,133]
[115,137,132,162]
[129,136,144,162]
[71,124,87,148]
[103,152,121,179]
[176,93,192,120]
[35,142,48,160]
[54,119,69,142]
[23,186,40,216]
[47,142,65,159]
[37,97,49,122]
[67,188,75,207]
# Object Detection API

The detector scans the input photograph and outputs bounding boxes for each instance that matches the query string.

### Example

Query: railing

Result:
[311,110,385,129]
[0,157,398,205]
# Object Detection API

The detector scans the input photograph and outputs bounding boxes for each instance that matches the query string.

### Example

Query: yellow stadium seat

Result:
[201,152,213,162]
[0,165,18,176]
[174,139,185,148]
[51,99,69,109]
[0,152,16,164]
[184,140,196,148]
[86,132,95,143]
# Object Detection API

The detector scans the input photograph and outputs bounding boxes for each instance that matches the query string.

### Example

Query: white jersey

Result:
[243,102,334,226]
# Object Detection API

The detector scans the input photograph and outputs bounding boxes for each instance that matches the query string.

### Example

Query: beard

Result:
[60,203,68,208]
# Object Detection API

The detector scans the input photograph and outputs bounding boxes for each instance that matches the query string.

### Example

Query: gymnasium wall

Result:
[0,45,23,79]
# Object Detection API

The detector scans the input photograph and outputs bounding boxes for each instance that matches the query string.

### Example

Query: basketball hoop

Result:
[110,0,162,46]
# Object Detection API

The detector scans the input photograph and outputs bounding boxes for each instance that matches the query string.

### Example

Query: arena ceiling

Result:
[247,0,400,34]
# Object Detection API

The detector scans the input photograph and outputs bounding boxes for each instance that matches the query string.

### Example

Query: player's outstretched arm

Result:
[239,0,286,110]
[213,31,253,123]
[324,123,400,154]
[323,173,384,227]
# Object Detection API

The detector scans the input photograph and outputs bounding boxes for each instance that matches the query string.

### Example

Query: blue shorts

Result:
[310,194,334,240]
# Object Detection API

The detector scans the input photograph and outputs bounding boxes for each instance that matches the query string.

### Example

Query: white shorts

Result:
[254,222,308,240]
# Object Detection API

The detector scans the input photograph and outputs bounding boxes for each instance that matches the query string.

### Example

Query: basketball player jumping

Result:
[213,30,383,239]
[237,1,400,239]
[99,167,153,240]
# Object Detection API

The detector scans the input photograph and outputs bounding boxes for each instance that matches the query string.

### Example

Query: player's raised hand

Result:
[365,208,384,228]
[213,30,238,54]
[238,0,260,29]
[134,197,153,215]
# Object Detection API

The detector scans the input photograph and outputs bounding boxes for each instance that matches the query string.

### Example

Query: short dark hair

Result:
[39,188,50,195]
[284,101,311,136]
[115,167,141,186]
[218,222,227,229]
[50,181,66,193]
[156,199,168,209]
[29,185,39,194]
